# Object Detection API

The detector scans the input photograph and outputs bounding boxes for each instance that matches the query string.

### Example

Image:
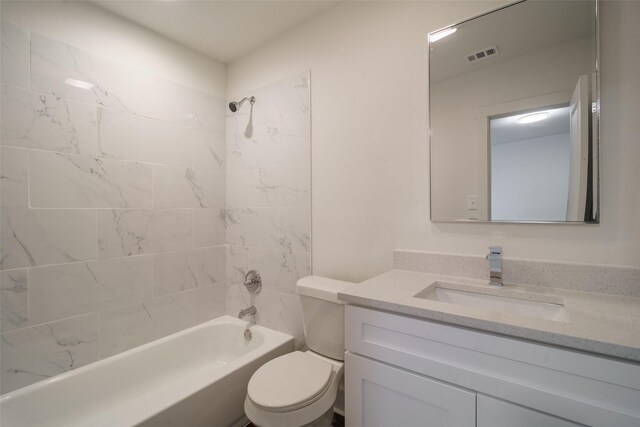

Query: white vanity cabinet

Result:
[476,395,583,427]
[346,352,475,426]
[344,306,640,427]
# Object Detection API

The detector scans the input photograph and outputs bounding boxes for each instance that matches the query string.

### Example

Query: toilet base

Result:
[248,406,334,427]
[310,407,334,427]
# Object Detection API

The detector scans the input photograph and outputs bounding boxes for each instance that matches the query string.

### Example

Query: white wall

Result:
[0,1,226,97]
[491,133,570,222]
[228,0,640,281]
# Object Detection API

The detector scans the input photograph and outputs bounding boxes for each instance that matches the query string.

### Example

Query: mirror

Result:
[429,0,599,223]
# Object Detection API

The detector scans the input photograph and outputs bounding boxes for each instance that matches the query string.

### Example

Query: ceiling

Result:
[430,0,595,82]
[93,0,340,64]
[491,106,571,145]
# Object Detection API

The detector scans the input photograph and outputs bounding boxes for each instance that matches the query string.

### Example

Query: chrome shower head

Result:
[228,96,255,112]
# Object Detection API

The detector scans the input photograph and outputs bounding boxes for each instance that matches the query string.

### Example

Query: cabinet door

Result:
[477,395,585,427]
[345,352,475,427]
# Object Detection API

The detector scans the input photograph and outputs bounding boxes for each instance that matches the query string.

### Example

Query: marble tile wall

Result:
[225,73,311,347]
[0,21,227,394]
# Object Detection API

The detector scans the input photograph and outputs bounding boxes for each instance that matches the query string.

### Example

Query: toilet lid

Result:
[247,351,333,411]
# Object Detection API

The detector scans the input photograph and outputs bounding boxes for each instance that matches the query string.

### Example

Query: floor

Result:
[332,413,346,426]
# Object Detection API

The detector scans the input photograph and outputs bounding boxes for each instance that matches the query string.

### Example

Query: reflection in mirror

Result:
[490,106,571,221]
[429,0,599,223]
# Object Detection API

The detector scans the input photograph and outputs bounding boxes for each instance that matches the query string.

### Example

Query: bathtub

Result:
[0,316,294,427]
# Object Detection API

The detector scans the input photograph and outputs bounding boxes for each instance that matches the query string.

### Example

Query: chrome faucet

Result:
[486,246,503,286]
[238,306,257,341]
[238,305,257,322]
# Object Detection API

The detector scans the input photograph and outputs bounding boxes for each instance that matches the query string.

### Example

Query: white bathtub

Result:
[0,316,294,427]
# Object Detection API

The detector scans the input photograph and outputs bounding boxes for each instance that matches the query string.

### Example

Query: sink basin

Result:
[415,282,569,321]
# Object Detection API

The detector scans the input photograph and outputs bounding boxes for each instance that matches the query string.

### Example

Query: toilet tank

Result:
[297,276,355,361]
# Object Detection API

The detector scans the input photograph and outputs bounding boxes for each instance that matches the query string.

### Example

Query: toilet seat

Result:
[244,351,345,427]
[247,351,333,412]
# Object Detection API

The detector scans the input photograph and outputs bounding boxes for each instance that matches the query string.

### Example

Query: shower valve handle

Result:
[244,270,262,294]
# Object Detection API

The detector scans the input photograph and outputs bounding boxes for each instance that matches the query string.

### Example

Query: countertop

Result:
[338,270,640,363]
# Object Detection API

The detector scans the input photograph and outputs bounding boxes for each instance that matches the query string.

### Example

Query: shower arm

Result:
[237,96,256,107]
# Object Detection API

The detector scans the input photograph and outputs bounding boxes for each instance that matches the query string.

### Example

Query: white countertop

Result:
[338,270,640,363]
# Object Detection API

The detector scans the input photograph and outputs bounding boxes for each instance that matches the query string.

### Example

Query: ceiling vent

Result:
[465,46,499,63]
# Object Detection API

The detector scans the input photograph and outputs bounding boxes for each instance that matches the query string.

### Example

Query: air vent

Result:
[465,45,499,63]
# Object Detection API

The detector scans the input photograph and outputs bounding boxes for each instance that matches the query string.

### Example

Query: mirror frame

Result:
[428,0,600,224]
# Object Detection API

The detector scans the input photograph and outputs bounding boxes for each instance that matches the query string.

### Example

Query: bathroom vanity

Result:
[339,270,640,427]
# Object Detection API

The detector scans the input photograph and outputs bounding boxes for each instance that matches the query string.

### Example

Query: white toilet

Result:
[244,276,354,427]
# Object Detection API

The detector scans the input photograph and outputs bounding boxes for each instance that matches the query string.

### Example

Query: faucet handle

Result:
[244,270,262,294]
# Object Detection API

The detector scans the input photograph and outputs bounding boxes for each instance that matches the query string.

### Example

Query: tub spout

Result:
[239,306,257,331]
[238,305,257,319]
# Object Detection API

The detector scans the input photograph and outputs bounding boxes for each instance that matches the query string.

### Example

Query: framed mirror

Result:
[429,0,599,223]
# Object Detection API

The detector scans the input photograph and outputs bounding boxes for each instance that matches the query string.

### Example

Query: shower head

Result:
[228,96,255,112]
